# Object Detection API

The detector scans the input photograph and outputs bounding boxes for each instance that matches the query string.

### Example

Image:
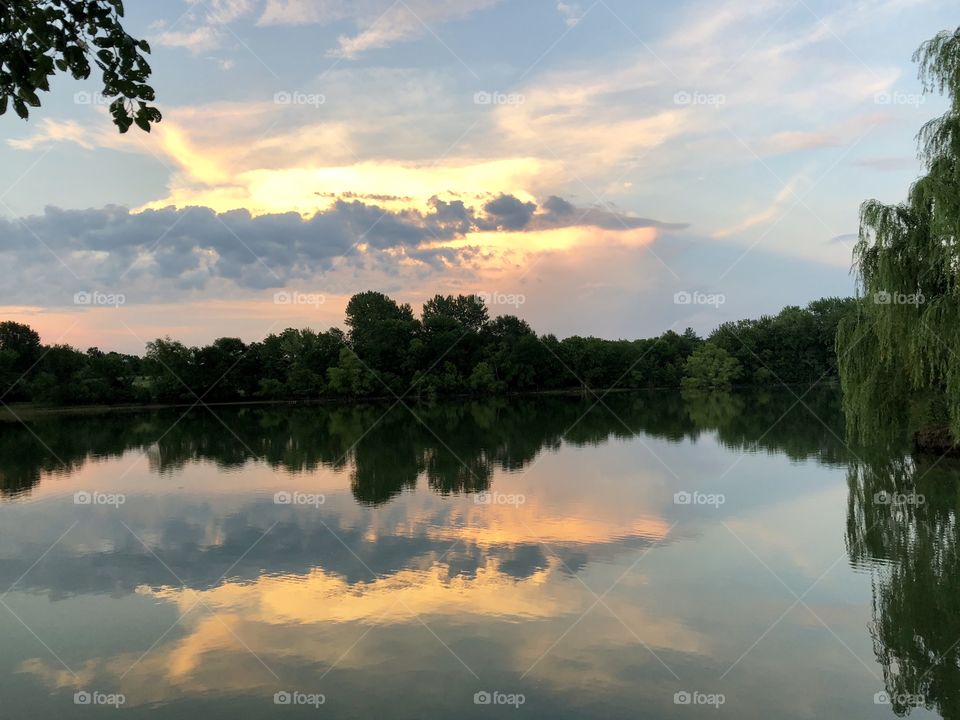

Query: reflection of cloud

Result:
[19,556,706,707]
[0,443,684,598]
[427,509,671,547]
[149,561,567,624]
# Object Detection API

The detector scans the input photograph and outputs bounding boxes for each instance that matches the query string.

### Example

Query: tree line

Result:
[0,292,855,407]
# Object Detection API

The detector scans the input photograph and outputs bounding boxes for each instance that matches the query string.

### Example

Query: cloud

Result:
[482,194,537,230]
[4,0,926,284]
[531,200,688,232]
[829,232,858,245]
[713,175,805,238]
[153,26,223,52]
[758,113,892,156]
[556,2,585,27]
[200,0,259,23]
[257,0,502,58]
[7,119,95,150]
[258,0,379,26]
[0,196,682,306]
[852,156,920,172]
[150,0,257,52]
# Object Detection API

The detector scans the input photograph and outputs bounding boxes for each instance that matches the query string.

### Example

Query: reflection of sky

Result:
[0,415,929,718]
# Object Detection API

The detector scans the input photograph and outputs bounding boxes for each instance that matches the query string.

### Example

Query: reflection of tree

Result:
[682,389,744,432]
[677,386,849,466]
[1,387,849,502]
[846,454,960,719]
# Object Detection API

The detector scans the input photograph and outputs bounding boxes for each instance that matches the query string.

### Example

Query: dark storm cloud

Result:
[542,195,575,216]
[0,195,685,304]
[481,193,537,230]
[532,199,689,232]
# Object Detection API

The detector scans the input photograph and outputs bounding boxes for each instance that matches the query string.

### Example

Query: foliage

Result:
[327,348,375,396]
[846,453,960,718]
[837,27,960,448]
[0,292,854,406]
[0,0,161,131]
[711,298,855,385]
[681,344,741,390]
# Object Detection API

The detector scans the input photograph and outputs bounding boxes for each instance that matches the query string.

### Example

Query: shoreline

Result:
[0,382,839,421]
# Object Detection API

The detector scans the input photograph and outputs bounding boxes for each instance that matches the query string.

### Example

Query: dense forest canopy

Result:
[0,292,855,406]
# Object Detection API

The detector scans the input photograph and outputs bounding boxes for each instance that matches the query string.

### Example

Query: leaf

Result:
[21,89,41,107]
[13,98,28,119]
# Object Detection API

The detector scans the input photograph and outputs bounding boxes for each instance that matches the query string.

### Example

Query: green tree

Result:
[837,27,960,450]
[144,337,194,402]
[327,348,375,396]
[417,294,488,380]
[681,343,742,390]
[0,320,41,400]
[344,291,417,388]
[468,361,503,394]
[1,0,161,132]
[0,320,41,372]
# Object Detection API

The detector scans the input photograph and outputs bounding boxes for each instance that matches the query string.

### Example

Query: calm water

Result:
[0,389,955,718]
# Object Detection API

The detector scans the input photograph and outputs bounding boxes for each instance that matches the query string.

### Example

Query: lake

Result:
[0,389,954,718]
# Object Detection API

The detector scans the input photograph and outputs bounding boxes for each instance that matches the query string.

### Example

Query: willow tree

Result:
[838,27,960,453]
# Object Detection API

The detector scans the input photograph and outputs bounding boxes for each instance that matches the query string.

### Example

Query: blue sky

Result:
[0,0,953,352]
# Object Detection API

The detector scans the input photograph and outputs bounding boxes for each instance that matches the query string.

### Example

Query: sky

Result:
[0,0,954,353]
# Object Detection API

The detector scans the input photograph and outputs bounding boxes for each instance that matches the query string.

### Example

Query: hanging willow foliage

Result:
[838,27,960,451]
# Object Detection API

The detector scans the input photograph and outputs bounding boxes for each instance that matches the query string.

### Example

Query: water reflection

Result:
[0,388,849,501]
[847,454,960,719]
[0,387,955,718]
